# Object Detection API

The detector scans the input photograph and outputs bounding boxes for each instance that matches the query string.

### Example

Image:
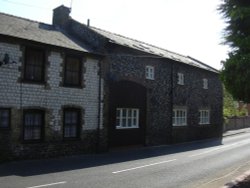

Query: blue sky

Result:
[0,0,229,69]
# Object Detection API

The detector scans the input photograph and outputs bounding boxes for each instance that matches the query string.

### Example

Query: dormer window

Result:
[177,73,184,85]
[203,78,208,89]
[145,65,155,80]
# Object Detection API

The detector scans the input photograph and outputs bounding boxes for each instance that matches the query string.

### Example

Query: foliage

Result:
[219,0,250,103]
[223,85,237,117]
[223,85,247,117]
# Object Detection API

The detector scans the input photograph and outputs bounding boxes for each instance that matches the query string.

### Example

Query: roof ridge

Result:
[90,25,187,58]
[0,11,50,26]
[90,25,140,42]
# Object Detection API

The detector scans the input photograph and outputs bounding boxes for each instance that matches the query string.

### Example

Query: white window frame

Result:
[172,108,187,126]
[199,110,210,125]
[145,65,155,80]
[116,108,139,129]
[177,73,184,85]
[203,78,208,89]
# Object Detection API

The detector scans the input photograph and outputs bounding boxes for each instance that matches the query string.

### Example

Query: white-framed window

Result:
[116,108,139,129]
[203,78,208,89]
[145,65,155,80]
[172,108,187,126]
[199,110,210,125]
[177,73,184,85]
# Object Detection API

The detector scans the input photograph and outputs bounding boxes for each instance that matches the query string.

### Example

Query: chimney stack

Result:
[53,5,71,27]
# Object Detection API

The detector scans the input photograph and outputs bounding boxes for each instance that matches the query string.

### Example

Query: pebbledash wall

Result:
[0,41,105,160]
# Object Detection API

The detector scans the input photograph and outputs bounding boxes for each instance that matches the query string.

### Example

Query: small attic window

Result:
[203,78,208,89]
[145,65,155,80]
[177,73,184,85]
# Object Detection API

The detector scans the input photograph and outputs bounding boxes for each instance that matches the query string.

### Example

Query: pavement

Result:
[223,127,250,137]
[222,170,250,188]
[222,127,250,188]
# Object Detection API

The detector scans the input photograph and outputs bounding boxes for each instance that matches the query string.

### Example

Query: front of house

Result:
[0,12,105,160]
[103,42,223,147]
[0,5,223,160]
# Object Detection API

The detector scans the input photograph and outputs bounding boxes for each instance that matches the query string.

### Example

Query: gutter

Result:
[187,56,220,73]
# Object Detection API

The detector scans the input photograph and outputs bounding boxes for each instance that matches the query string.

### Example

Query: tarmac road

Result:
[1,129,250,188]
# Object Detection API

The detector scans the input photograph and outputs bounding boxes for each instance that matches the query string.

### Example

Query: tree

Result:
[223,85,247,117]
[219,0,250,103]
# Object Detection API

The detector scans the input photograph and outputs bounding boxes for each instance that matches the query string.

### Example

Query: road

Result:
[1,130,250,188]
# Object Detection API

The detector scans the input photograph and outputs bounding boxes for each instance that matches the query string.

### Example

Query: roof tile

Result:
[91,26,218,73]
[0,13,91,53]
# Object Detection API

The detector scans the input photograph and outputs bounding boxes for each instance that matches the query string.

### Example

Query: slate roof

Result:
[0,11,218,73]
[91,27,219,73]
[0,12,91,53]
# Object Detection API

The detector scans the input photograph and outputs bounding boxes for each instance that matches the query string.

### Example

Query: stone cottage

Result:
[0,5,223,160]
[0,11,105,160]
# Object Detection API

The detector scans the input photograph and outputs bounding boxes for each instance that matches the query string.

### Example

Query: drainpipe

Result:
[169,60,174,144]
[96,60,102,153]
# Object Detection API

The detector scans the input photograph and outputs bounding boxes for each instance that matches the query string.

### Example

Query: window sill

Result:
[116,126,139,129]
[173,125,187,128]
[22,139,43,144]
[63,137,81,141]
[146,78,155,81]
[62,84,83,89]
[177,83,184,86]
[22,79,46,85]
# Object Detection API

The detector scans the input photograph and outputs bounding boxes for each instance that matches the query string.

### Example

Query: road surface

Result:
[1,130,250,188]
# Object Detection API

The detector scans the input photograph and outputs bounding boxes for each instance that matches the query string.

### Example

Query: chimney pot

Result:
[87,19,90,27]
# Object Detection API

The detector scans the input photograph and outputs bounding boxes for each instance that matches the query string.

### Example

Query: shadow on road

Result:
[0,138,222,177]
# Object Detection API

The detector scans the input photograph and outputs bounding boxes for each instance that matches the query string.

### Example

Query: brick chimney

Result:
[53,5,71,27]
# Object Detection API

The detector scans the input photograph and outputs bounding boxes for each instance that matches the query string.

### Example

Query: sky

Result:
[0,0,230,70]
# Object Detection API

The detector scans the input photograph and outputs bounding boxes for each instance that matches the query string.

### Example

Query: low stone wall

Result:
[0,129,107,162]
[224,116,250,132]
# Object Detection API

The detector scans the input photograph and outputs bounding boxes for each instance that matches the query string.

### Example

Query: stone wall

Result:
[68,20,107,52]
[224,116,250,131]
[0,41,105,160]
[51,4,223,147]
[104,43,223,145]
[171,63,223,143]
